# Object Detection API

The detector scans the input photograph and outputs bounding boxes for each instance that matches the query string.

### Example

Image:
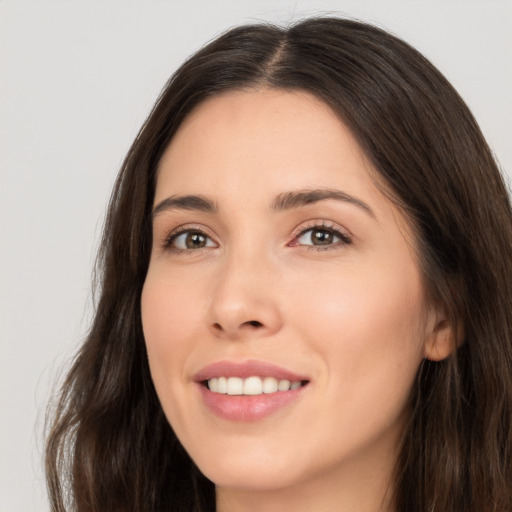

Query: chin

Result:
[204,466,301,492]
[192,448,307,491]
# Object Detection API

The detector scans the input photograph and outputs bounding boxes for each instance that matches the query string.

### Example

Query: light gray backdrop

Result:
[1,1,511,510]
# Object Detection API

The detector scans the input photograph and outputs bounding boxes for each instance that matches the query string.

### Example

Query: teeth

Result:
[226,377,243,395]
[207,376,303,395]
[278,379,291,391]
[262,376,278,393]
[209,377,219,392]
[218,376,227,393]
[243,376,263,395]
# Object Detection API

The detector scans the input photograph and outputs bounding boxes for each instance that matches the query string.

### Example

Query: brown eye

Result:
[296,226,351,248]
[311,228,335,245]
[168,230,216,250]
[185,232,207,248]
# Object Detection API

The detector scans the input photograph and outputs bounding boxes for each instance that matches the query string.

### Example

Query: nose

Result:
[206,251,283,341]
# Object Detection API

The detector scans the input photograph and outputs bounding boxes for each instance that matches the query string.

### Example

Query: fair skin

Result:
[141,89,452,512]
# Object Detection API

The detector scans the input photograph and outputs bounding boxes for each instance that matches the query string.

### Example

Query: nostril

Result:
[210,319,265,335]
[245,320,263,328]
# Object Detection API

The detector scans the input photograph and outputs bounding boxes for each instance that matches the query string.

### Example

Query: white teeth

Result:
[209,377,219,392]
[207,376,303,395]
[226,377,243,395]
[278,379,291,391]
[217,376,227,393]
[243,376,263,395]
[262,376,278,393]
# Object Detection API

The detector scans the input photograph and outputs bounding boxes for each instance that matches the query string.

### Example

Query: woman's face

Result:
[141,89,442,500]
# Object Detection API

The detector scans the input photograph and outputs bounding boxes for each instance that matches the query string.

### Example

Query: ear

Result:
[424,312,460,362]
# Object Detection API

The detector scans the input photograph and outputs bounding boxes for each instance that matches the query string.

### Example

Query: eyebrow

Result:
[152,195,218,217]
[152,188,375,219]
[272,188,375,218]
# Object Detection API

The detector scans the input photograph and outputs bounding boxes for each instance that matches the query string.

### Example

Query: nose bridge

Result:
[207,237,282,339]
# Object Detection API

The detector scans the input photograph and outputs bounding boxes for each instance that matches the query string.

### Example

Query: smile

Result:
[195,360,310,421]
[207,376,304,395]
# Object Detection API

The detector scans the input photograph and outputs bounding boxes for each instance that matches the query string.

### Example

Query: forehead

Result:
[156,89,377,202]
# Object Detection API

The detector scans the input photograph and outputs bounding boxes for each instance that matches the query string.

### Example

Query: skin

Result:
[141,89,452,512]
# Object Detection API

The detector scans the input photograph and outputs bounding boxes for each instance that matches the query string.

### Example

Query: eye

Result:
[166,229,217,251]
[294,225,351,249]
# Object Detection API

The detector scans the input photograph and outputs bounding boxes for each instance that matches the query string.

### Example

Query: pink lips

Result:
[194,360,307,382]
[194,360,309,422]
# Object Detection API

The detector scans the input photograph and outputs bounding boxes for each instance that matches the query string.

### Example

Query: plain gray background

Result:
[1,1,511,510]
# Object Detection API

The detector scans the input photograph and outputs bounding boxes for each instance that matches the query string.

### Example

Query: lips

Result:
[194,360,310,422]
[194,360,308,382]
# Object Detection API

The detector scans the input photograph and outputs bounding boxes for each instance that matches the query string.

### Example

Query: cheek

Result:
[291,260,426,420]
[140,269,216,442]
[140,272,204,394]
[293,257,425,345]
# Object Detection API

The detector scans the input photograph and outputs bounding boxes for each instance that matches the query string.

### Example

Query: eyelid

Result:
[291,219,352,238]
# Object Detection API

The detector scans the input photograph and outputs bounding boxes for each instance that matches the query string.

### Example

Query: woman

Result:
[45,17,512,512]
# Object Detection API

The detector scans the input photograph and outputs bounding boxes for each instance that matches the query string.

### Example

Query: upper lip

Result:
[193,360,309,383]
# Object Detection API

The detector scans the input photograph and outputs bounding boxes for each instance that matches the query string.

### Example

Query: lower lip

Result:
[197,384,307,422]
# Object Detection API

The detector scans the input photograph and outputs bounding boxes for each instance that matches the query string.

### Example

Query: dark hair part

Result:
[45,17,512,511]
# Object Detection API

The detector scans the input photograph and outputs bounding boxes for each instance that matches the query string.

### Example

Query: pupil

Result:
[313,229,332,245]
[186,232,206,249]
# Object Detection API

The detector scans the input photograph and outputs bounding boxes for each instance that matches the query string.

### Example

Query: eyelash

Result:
[162,222,352,254]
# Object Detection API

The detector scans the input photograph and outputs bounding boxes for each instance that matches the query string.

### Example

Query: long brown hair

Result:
[45,17,512,511]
